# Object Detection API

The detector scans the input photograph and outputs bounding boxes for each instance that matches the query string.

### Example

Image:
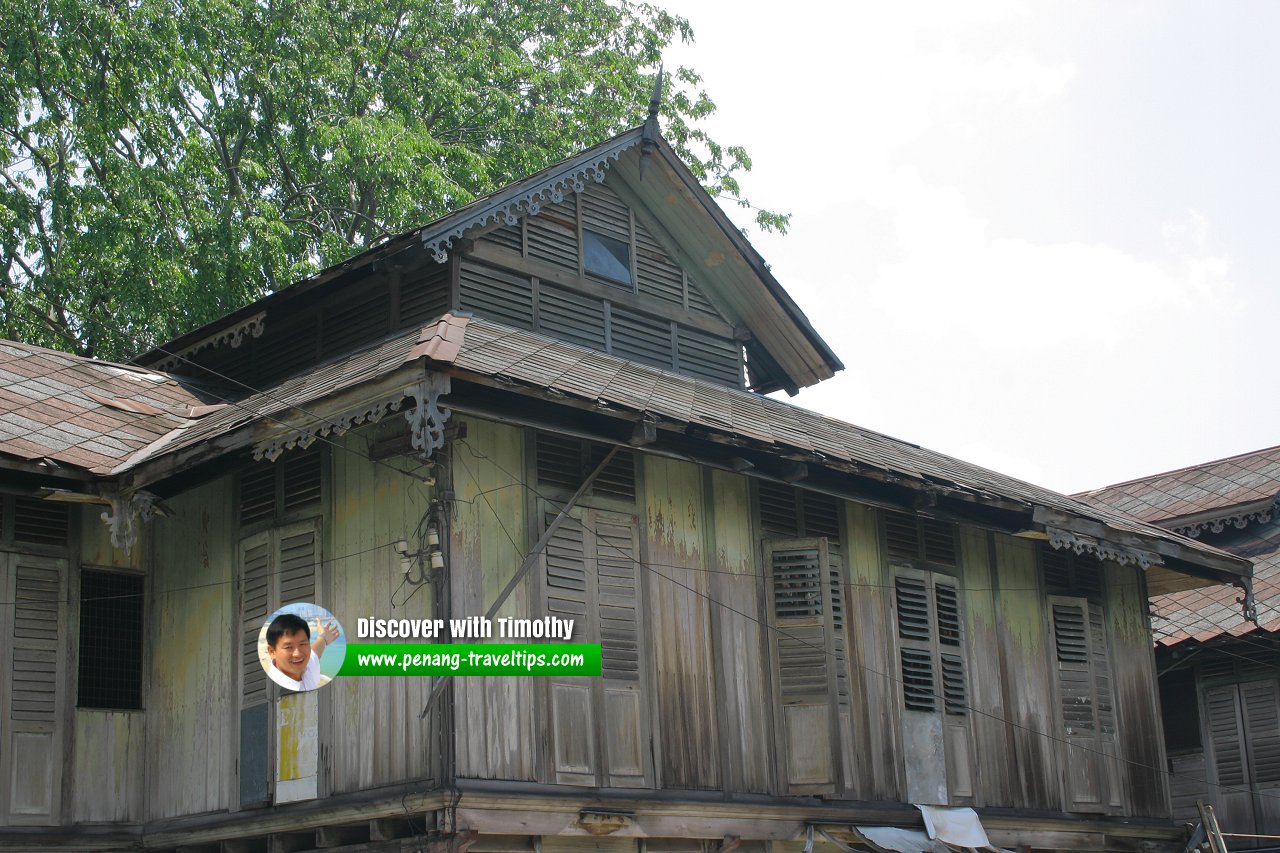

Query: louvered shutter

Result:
[1051,596,1118,812]
[766,538,839,794]
[893,566,972,804]
[459,260,534,330]
[3,554,66,822]
[543,506,647,787]
[238,532,272,807]
[12,499,68,547]
[237,519,321,807]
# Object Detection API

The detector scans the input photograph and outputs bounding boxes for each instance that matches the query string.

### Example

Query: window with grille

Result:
[77,569,144,710]
[238,447,324,527]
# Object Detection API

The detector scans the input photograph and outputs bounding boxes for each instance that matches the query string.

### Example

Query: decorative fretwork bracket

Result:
[1046,526,1164,569]
[1173,494,1280,538]
[1238,576,1259,624]
[153,312,266,372]
[421,140,640,264]
[406,373,451,459]
[100,490,163,555]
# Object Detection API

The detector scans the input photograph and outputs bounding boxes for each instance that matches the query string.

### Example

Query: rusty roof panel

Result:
[1076,445,1280,523]
[0,339,215,475]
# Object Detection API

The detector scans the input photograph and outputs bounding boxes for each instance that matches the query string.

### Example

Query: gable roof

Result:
[131,127,843,394]
[0,340,218,477]
[111,314,1249,589]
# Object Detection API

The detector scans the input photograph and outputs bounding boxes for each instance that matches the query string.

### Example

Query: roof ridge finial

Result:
[639,64,664,180]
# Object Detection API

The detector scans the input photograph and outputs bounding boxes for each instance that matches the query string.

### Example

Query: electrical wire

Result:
[450,436,1280,806]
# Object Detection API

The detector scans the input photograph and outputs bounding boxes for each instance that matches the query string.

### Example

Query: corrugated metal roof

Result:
[0,340,216,475]
[117,316,1245,577]
[1075,445,1280,523]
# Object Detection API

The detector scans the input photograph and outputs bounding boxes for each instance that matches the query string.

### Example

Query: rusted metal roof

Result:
[1080,448,1280,646]
[1150,547,1280,646]
[117,316,1247,581]
[1075,445,1280,524]
[0,340,217,476]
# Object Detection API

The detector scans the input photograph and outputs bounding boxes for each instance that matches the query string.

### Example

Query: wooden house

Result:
[0,125,1256,853]
[1079,450,1280,848]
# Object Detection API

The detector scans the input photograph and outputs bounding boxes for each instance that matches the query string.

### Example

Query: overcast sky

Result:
[664,0,1280,495]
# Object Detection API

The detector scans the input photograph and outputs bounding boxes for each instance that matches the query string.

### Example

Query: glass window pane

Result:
[583,229,631,285]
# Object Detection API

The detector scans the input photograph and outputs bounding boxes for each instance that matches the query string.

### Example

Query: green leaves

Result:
[1,0,784,359]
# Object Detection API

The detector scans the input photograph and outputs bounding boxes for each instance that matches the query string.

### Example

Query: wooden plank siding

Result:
[991,533,1063,810]
[450,416,537,783]
[1106,562,1170,816]
[958,527,1014,806]
[706,469,772,793]
[328,429,440,793]
[844,501,906,801]
[643,455,720,789]
[145,475,236,819]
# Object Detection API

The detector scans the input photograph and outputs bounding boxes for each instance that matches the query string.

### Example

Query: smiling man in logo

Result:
[265,613,340,691]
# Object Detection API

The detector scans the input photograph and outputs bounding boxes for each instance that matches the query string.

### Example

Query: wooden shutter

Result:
[1205,679,1280,837]
[894,568,972,803]
[238,532,273,807]
[1051,597,1119,812]
[237,519,321,807]
[766,538,840,794]
[543,506,647,787]
[534,433,635,503]
[2,554,66,824]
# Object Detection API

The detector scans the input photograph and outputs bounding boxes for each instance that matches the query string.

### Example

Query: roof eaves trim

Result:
[421,132,643,264]
[1165,495,1280,538]
[1046,525,1163,570]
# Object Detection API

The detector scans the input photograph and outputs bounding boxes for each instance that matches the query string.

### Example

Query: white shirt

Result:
[268,649,322,691]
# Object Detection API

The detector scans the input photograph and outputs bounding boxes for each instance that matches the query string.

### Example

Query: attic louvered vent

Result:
[398,263,450,328]
[459,261,534,330]
[676,326,742,387]
[239,447,324,527]
[883,510,956,566]
[757,481,842,543]
[13,497,69,547]
[610,307,673,369]
[1041,545,1104,600]
[527,196,579,273]
[256,313,318,384]
[321,283,390,357]
[535,433,635,502]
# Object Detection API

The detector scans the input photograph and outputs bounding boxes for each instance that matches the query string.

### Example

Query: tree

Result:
[0,0,785,360]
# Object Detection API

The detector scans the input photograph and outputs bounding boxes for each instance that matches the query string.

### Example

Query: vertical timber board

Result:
[991,533,1060,810]
[1107,561,1168,817]
[72,711,145,822]
[644,455,720,789]
[449,417,535,782]
[328,430,438,793]
[146,476,235,819]
[276,690,319,802]
[845,503,905,801]
[958,527,1011,806]
[708,469,772,793]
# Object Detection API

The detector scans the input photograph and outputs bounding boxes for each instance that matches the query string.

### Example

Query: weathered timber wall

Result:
[1108,562,1169,817]
[328,430,439,793]
[644,456,720,789]
[145,475,235,820]
[991,533,1062,810]
[449,416,537,782]
[845,501,905,801]
[706,469,772,793]
[959,528,1014,806]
